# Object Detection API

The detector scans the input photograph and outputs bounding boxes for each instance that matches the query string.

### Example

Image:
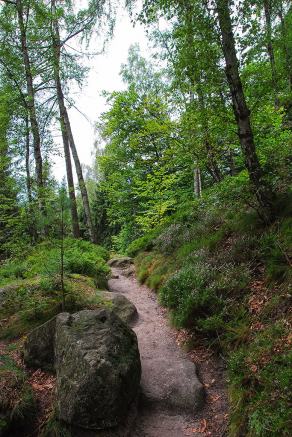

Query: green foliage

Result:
[0,238,110,339]
[0,349,36,434]
[0,238,109,286]
[40,411,71,437]
[228,323,292,437]
[126,230,158,257]
[0,274,109,340]
[160,264,221,328]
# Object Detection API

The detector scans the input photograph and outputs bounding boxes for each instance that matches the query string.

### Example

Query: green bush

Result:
[0,260,27,285]
[159,264,222,328]
[0,239,110,285]
[127,231,157,257]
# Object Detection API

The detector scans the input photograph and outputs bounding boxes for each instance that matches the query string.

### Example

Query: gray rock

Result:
[111,274,119,279]
[55,309,141,430]
[122,265,135,278]
[23,316,56,371]
[100,291,138,326]
[140,357,205,413]
[107,257,133,268]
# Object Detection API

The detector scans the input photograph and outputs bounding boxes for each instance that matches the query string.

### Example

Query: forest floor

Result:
[108,267,229,437]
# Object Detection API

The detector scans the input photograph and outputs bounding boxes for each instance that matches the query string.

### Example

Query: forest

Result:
[0,0,291,436]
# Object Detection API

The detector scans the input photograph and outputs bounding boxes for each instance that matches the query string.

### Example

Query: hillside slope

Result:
[128,176,292,437]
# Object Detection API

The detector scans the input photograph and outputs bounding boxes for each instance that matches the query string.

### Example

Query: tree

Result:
[15,0,46,220]
[215,0,274,221]
[50,0,80,239]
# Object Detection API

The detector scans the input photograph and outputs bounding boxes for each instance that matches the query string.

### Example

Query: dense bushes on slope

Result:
[129,175,292,436]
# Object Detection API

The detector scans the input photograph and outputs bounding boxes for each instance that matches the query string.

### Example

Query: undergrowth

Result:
[0,348,36,434]
[0,239,110,339]
[130,174,292,436]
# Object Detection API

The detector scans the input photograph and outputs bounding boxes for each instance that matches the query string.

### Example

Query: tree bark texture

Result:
[216,0,274,221]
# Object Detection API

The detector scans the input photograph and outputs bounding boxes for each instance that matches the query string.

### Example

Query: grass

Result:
[0,347,36,434]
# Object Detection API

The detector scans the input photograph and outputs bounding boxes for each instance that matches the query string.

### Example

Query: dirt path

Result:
[108,268,228,437]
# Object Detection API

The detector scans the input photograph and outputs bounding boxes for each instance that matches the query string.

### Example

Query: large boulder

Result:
[55,309,141,430]
[23,316,56,371]
[100,291,138,326]
[107,257,133,269]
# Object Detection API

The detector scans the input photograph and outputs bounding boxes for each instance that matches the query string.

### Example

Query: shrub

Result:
[159,264,222,328]
[126,232,157,257]
[0,239,110,288]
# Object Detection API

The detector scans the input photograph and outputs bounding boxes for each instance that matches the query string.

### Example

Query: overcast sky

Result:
[53,7,150,181]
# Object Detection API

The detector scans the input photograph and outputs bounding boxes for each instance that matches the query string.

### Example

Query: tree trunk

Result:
[263,0,279,106]
[58,98,81,239]
[194,166,202,197]
[16,0,46,222]
[278,2,292,91]
[50,0,96,243]
[25,114,37,243]
[216,0,274,222]
[64,110,97,243]
[51,0,80,239]
[25,115,32,205]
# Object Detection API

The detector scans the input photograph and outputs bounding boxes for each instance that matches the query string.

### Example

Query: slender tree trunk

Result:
[25,115,32,205]
[228,149,236,176]
[263,0,279,106]
[16,0,46,223]
[58,100,81,239]
[279,2,292,91]
[51,0,80,239]
[194,167,202,197]
[60,201,65,312]
[64,110,97,243]
[25,114,37,243]
[216,0,274,222]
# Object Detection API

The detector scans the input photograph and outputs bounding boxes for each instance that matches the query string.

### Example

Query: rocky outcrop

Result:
[108,257,133,268]
[24,309,141,431]
[122,265,135,278]
[100,291,138,326]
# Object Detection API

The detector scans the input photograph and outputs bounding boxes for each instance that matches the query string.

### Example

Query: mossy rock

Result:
[55,309,141,430]
[100,291,138,326]
[107,257,133,268]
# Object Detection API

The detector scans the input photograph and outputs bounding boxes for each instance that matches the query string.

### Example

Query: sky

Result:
[53,6,150,181]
